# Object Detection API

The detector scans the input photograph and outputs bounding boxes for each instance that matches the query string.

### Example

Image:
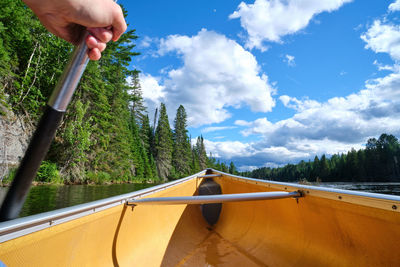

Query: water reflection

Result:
[0,183,154,218]
[319,183,400,196]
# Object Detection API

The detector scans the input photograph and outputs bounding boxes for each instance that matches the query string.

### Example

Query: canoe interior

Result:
[0,170,400,266]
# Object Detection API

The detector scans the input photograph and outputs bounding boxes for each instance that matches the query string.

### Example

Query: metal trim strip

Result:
[197,174,222,178]
[0,170,205,242]
[127,191,301,205]
[209,169,400,201]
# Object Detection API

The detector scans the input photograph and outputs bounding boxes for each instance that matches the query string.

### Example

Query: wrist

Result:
[22,0,80,16]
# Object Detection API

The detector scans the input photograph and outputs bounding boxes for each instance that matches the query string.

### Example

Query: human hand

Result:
[23,0,127,60]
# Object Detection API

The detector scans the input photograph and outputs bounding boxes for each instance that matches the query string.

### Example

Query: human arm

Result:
[22,0,127,60]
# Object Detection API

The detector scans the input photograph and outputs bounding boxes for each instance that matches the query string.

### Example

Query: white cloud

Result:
[229,0,352,50]
[204,138,311,167]
[204,139,253,159]
[206,69,400,169]
[234,120,251,126]
[279,95,321,111]
[361,20,400,61]
[139,36,153,48]
[236,117,274,136]
[373,60,400,72]
[138,73,166,114]
[389,0,400,12]
[285,54,295,67]
[237,165,259,172]
[202,126,237,133]
[142,29,276,127]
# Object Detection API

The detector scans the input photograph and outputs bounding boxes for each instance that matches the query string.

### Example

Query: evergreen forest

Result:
[2,2,398,186]
[242,134,400,183]
[0,1,238,184]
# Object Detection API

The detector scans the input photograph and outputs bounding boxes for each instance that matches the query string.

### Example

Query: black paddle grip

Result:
[0,106,64,221]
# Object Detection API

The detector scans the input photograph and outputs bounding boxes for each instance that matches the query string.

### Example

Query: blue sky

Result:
[120,0,400,170]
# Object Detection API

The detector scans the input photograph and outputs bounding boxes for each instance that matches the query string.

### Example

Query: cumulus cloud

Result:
[205,68,400,170]
[284,54,295,66]
[202,126,237,133]
[254,75,400,143]
[204,138,319,167]
[139,36,153,48]
[389,0,400,12]
[141,29,276,126]
[361,20,400,61]
[229,0,352,50]
[138,73,166,114]
[279,95,321,112]
[373,60,400,72]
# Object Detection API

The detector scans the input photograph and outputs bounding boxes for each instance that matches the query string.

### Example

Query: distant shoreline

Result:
[0,180,158,187]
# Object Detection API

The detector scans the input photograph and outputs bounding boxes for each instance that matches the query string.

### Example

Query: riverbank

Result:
[0,179,159,187]
[1,162,160,186]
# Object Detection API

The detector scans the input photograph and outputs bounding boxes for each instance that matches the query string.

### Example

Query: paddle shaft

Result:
[0,35,89,222]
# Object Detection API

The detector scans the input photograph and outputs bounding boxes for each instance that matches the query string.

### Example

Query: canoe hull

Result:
[0,170,399,266]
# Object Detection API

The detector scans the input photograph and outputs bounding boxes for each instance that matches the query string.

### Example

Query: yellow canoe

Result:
[0,169,399,266]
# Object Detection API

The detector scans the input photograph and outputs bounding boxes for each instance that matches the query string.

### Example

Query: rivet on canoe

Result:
[49,221,53,226]
[285,187,287,190]
[338,196,342,200]
[392,205,397,210]
[307,191,310,194]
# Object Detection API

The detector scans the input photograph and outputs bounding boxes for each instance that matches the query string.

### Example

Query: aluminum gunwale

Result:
[210,169,400,202]
[197,174,222,178]
[127,191,301,205]
[0,170,205,240]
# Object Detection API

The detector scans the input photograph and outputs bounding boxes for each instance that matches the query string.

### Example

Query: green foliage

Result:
[1,2,228,185]
[229,162,238,175]
[0,0,72,118]
[243,133,400,183]
[57,100,92,182]
[86,171,111,185]
[190,145,200,173]
[129,71,147,125]
[1,167,17,184]
[195,136,207,170]
[155,103,173,181]
[36,161,61,183]
[172,105,191,177]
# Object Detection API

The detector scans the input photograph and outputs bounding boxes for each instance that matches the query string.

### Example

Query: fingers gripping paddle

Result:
[0,35,90,222]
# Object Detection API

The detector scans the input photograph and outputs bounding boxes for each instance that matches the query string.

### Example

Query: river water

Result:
[0,182,399,218]
[319,182,400,195]
[0,183,154,218]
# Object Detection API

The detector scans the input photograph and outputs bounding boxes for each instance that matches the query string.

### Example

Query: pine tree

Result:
[229,162,237,174]
[172,105,191,177]
[155,103,173,181]
[140,114,157,179]
[190,145,200,173]
[59,100,92,182]
[129,112,145,179]
[312,156,320,180]
[139,114,151,155]
[129,71,147,125]
[207,152,217,168]
[196,136,207,170]
[319,154,329,181]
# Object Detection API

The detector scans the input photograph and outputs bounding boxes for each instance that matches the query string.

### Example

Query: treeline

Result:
[0,1,224,184]
[242,134,400,183]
